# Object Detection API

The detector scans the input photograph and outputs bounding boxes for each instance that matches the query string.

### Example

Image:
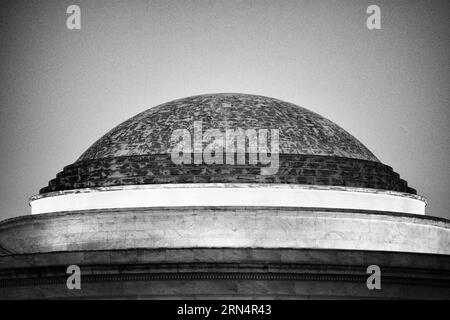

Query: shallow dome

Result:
[39,93,416,195]
[78,93,378,162]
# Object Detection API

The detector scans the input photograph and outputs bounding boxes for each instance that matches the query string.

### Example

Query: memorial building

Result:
[0,93,448,299]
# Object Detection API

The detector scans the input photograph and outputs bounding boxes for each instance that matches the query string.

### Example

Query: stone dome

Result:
[78,93,378,162]
[39,93,416,194]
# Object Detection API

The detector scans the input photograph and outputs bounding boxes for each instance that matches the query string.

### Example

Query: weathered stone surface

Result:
[0,248,449,299]
[40,154,415,194]
[37,93,418,195]
[0,207,448,255]
[78,93,378,161]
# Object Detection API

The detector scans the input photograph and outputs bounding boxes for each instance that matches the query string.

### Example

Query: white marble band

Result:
[29,184,426,215]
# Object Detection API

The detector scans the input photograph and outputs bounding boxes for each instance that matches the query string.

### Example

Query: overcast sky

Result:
[0,0,448,220]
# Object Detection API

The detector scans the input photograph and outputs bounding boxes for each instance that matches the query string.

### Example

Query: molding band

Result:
[30,183,426,215]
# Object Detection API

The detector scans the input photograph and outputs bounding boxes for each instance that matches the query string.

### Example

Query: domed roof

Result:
[39,93,416,195]
[78,93,378,162]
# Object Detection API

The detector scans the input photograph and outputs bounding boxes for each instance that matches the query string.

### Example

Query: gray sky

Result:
[0,0,448,220]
